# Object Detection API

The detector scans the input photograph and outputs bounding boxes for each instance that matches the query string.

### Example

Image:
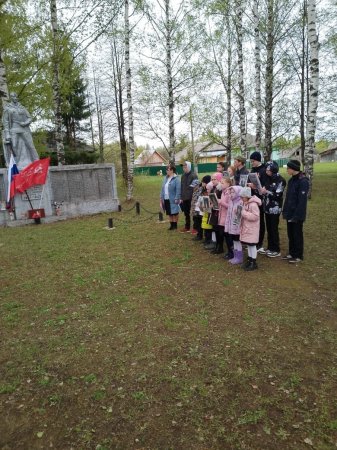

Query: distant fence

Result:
[134,159,290,176]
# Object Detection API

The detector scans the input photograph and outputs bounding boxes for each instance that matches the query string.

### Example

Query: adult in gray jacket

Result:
[180,161,197,232]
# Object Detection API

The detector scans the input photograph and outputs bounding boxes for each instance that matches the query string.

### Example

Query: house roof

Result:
[320,147,337,157]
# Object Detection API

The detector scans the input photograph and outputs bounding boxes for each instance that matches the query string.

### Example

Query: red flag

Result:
[12,158,50,194]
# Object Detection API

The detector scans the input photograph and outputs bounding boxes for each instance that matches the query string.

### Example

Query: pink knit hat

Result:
[212,172,223,181]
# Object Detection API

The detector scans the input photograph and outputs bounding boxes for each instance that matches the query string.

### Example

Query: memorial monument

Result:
[0,93,119,226]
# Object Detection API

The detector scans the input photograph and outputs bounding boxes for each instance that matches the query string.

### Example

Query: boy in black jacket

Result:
[282,159,309,263]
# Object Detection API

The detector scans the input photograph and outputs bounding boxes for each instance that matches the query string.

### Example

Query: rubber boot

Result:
[244,258,258,271]
[229,250,243,265]
[241,256,252,269]
[210,244,220,254]
[228,249,237,263]
[224,249,234,260]
[168,222,173,230]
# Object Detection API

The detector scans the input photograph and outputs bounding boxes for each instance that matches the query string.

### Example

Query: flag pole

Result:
[7,140,35,212]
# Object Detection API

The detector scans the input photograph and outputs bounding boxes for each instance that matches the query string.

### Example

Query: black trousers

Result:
[215,225,224,251]
[182,199,191,229]
[265,214,280,252]
[193,215,203,238]
[258,205,265,248]
[224,232,233,253]
[204,229,212,244]
[287,221,304,259]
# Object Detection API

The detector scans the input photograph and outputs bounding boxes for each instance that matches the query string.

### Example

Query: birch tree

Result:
[125,0,135,200]
[50,0,65,165]
[234,0,247,157]
[304,0,319,195]
[110,37,128,183]
[140,0,202,162]
[264,0,274,160]
[253,0,262,152]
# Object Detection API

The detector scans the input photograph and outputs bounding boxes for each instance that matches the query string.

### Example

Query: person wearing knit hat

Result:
[260,161,286,258]
[250,151,262,162]
[282,160,309,263]
[180,161,197,232]
[287,159,301,171]
[233,155,249,186]
[248,151,268,253]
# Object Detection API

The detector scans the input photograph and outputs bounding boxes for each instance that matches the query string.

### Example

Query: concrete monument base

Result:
[0,163,119,227]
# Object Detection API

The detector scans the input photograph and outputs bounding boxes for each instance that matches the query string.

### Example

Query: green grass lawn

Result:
[0,162,336,449]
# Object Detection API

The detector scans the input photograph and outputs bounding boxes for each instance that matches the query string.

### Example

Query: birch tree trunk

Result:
[87,90,96,152]
[50,0,65,165]
[300,0,307,166]
[264,0,274,161]
[111,39,128,184]
[226,18,232,165]
[125,0,135,200]
[93,73,104,163]
[253,0,262,153]
[0,49,9,166]
[304,0,319,197]
[166,0,175,162]
[234,0,247,157]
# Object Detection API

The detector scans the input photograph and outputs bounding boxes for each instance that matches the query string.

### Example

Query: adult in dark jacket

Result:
[233,155,249,185]
[248,151,268,252]
[180,161,197,232]
[282,160,309,263]
[260,161,286,257]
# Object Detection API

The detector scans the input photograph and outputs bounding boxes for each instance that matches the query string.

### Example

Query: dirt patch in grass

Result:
[0,168,337,449]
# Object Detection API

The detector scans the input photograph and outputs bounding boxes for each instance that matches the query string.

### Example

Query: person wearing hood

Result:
[190,178,202,238]
[180,161,197,232]
[240,187,262,271]
[225,185,244,264]
[260,161,286,257]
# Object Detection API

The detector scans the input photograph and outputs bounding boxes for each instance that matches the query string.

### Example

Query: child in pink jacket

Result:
[218,176,233,259]
[240,187,262,271]
[225,185,243,264]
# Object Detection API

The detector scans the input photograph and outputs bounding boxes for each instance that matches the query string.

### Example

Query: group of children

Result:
[190,172,264,271]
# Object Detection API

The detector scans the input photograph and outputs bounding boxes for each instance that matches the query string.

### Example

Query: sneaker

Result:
[281,254,292,260]
[191,229,198,235]
[267,251,281,258]
[257,247,267,254]
[288,257,302,264]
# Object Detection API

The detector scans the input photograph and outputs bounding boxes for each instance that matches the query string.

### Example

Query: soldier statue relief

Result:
[2,92,39,170]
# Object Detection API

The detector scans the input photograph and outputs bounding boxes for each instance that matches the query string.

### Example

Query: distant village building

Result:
[135,149,168,167]
[319,143,337,162]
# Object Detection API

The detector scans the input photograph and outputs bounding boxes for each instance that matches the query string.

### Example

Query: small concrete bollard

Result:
[108,218,113,228]
[136,202,140,215]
